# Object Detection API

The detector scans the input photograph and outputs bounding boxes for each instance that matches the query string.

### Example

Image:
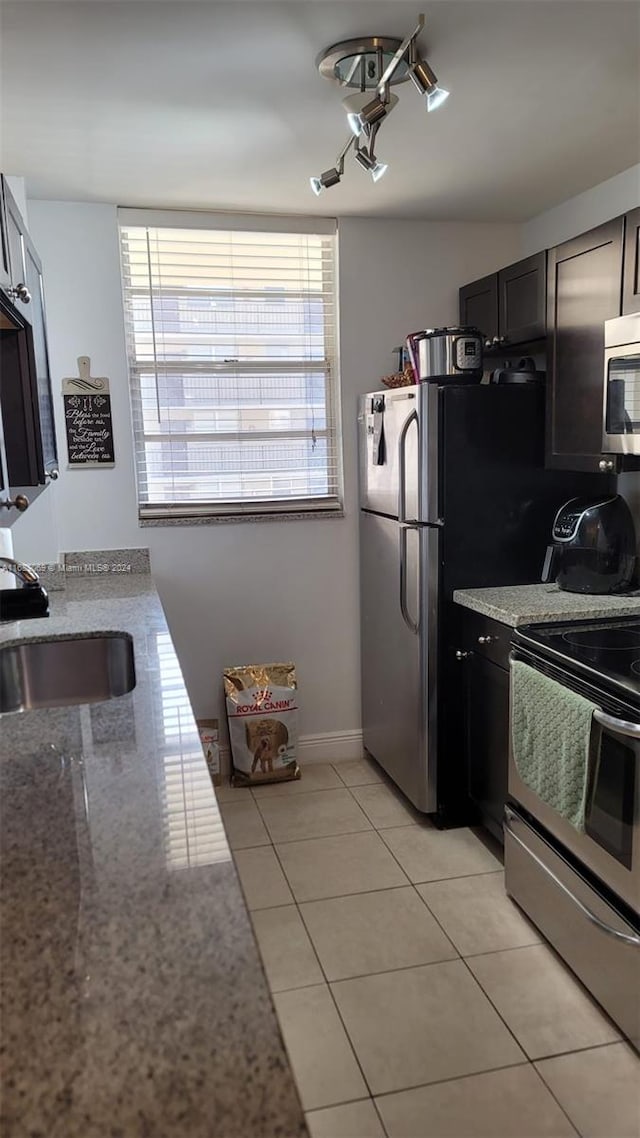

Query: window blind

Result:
[119,218,340,520]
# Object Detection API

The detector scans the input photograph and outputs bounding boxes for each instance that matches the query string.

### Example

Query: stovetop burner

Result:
[562,629,640,651]
[516,616,640,703]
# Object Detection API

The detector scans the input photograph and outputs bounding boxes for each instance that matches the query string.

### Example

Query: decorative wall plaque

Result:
[62,356,115,467]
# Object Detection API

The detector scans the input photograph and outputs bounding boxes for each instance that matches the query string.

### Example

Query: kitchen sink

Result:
[0,633,136,713]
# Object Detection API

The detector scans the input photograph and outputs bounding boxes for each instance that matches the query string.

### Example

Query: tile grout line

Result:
[370,1057,548,1103]
[262,788,391,1121]
[532,1038,634,1138]
[318,813,541,1107]
[236,784,625,1133]
[267,834,380,1119]
[263,801,546,1124]
[453,957,586,1138]
[250,786,374,846]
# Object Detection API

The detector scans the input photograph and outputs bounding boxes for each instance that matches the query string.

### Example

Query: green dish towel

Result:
[511,660,597,832]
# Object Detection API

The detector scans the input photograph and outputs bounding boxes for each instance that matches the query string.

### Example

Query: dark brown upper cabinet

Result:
[498,252,546,345]
[459,251,546,348]
[546,217,624,473]
[622,206,640,315]
[459,273,498,343]
[0,290,42,488]
[0,189,11,294]
[2,178,34,322]
[22,231,57,475]
[0,176,58,504]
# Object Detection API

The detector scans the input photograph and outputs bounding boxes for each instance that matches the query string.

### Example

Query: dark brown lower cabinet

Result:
[466,652,509,844]
[455,608,512,844]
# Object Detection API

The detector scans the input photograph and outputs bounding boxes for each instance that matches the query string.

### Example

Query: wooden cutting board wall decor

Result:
[62,356,115,467]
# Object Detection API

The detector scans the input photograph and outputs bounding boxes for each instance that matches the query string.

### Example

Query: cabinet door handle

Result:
[598,458,615,472]
[477,635,495,645]
[455,650,472,660]
[9,283,31,304]
[1,494,29,512]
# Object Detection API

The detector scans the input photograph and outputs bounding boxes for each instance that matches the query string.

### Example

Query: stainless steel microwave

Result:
[603,311,640,456]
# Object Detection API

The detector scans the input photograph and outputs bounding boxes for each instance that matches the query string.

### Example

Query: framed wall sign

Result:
[62,356,115,467]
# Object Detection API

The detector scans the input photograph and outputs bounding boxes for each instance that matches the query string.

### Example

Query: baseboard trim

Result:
[219,729,364,773]
[298,729,365,763]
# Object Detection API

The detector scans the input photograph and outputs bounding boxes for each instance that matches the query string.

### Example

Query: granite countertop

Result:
[0,573,306,1137]
[453,582,640,627]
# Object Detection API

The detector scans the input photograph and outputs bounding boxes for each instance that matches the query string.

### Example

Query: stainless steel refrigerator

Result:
[358,381,610,818]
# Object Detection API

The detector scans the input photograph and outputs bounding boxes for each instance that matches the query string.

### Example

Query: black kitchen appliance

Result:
[542,494,637,595]
[491,357,544,385]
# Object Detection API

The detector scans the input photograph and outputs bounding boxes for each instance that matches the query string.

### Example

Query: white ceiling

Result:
[1,0,639,221]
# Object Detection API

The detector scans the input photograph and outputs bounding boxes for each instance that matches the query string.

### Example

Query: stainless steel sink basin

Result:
[0,633,136,713]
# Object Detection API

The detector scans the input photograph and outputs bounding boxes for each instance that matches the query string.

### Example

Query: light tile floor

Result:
[221,760,640,1138]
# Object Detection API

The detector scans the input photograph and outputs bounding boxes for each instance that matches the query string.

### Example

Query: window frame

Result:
[118,209,342,524]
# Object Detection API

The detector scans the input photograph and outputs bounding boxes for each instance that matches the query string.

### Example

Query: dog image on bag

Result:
[247,718,289,774]
[224,663,300,786]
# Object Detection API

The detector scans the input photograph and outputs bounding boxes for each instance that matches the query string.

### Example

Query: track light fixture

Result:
[408,57,450,112]
[354,146,389,183]
[313,12,449,193]
[309,135,355,196]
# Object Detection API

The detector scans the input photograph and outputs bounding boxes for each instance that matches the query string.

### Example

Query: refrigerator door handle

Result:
[399,525,420,635]
[398,410,419,522]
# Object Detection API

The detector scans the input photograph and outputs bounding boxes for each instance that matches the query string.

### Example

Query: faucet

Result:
[0,557,49,620]
[0,556,41,586]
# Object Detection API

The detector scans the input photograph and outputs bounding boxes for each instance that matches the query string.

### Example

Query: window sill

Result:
[139,507,345,527]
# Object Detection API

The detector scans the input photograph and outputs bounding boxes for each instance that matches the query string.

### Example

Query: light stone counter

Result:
[453,582,640,627]
[0,572,306,1137]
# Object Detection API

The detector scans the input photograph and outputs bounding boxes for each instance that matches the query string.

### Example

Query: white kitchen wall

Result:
[13,201,520,741]
[521,163,640,257]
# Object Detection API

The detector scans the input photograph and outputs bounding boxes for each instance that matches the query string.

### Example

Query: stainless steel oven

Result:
[508,645,639,912]
[505,631,640,1049]
[603,311,640,457]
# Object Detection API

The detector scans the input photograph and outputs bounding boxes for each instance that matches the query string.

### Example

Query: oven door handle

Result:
[593,709,640,739]
[504,809,640,948]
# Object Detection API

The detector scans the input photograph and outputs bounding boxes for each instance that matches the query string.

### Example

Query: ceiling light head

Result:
[342,91,373,136]
[359,94,388,130]
[354,147,389,183]
[427,85,450,111]
[410,58,450,111]
[343,90,399,136]
[309,167,342,195]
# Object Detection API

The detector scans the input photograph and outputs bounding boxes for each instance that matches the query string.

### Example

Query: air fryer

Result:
[541,495,637,595]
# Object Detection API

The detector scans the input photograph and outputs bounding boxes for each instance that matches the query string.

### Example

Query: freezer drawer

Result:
[359,510,438,812]
[504,806,640,1050]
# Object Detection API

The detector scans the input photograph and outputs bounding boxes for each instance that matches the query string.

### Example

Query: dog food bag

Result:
[224,663,300,786]
[197,718,221,787]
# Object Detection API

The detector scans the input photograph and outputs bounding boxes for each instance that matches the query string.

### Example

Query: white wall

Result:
[14,201,519,737]
[522,163,640,256]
